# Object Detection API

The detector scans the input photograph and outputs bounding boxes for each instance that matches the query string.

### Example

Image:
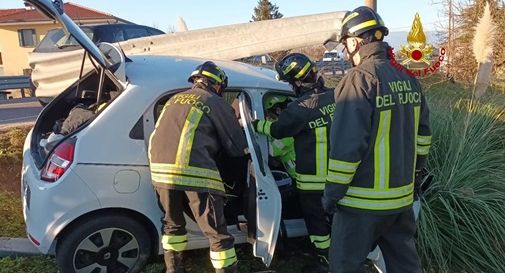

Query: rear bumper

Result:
[22,151,100,254]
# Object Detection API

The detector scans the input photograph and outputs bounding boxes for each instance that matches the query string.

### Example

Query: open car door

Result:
[238,93,281,267]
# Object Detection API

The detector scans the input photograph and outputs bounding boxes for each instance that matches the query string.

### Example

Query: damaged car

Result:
[21,1,420,273]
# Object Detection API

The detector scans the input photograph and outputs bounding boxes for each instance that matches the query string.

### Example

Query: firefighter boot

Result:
[215,262,238,273]
[164,250,185,273]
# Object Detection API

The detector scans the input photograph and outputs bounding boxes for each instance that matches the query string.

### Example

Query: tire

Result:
[56,214,152,273]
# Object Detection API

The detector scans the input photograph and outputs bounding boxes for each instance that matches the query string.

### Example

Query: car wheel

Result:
[56,214,152,273]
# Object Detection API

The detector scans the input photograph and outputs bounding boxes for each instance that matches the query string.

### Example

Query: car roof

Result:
[49,23,163,32]
[125,55,293,95]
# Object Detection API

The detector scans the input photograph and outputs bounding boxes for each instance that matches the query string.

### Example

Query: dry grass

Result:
[0,126,31,164]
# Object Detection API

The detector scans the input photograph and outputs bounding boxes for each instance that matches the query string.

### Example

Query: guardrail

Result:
[0,76,33,100]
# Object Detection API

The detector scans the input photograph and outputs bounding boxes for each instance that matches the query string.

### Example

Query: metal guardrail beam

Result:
[0,76,32,91]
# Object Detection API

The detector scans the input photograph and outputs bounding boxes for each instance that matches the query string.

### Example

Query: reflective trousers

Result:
[155,187,237,270]
[329,207,422,273]
[299,190,331,254]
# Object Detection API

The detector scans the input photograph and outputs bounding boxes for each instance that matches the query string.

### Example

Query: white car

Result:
[322,50,342,62]
[22,1,410,273]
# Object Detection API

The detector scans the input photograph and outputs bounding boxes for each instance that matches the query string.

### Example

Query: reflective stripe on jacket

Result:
[269,137,296,177]
[327,42,431,213]
[149,86,247,195]
[257,86,335,191]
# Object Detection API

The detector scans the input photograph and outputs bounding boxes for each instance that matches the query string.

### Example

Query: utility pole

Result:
[446,0,452,76]
[447,0,453,78]
[364,0,377,11]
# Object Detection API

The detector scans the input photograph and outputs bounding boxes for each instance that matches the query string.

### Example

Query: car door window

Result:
[124,27,150,40]
[129,117,144,140]
[147,27,164,36]
[113,29,126,42]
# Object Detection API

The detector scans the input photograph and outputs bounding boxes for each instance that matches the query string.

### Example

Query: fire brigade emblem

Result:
[400,13,433,67]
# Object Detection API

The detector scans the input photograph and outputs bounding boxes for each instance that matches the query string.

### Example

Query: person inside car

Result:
[254,53,335,272]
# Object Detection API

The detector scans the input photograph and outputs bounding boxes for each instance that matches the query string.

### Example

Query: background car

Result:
[321,49,342,62]
[237,54,275,68]
[31,23,164,105]
[33,23,165,53]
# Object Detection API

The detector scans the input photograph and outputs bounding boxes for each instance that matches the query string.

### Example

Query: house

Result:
[0,2,128,76]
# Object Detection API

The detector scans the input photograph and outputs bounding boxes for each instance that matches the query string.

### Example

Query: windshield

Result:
[324,52,338,58]
[34,28,94,52]
[55,28,94,47]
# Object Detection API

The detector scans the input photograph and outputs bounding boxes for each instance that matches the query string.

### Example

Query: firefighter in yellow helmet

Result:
[264,95,296,178]
[254,53,334,272]
[149,61,248,273]
[322,6,431,273]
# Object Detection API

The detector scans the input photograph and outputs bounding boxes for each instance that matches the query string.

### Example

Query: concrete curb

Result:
[0,121,35,131]
[0,237,41,257]
[0,97,38,105]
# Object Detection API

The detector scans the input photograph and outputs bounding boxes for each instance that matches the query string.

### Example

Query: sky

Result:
[0,1,445,33]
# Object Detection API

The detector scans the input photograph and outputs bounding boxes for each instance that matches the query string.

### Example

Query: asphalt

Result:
[0,98,42,130]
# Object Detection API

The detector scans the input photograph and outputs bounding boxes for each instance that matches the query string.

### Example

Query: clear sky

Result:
[0,1,444,32]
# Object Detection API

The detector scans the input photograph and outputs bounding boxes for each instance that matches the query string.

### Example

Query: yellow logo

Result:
[389,13,446,77]
[400,13,433,66]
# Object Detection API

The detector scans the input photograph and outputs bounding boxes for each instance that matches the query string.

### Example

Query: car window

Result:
[92,27,113,43]
[34,29,65,52]
[130,116,144,140]
[324,53,338,58]
[153,89,188,122]
[124,27,150,40]
[147,27,164,36]
[113,29,126,42]
[55,28,94,47]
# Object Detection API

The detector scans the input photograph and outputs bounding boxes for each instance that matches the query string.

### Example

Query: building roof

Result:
[0,2,125,24]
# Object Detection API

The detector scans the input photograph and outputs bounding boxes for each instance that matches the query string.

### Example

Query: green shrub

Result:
[418,82,505,273]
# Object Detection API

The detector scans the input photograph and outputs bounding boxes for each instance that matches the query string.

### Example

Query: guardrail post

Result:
[0,76,32,99]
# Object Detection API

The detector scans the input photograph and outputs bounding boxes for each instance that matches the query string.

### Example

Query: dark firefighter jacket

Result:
[257,84,335,191]
[326,41,431,214]
[149,85,247,196]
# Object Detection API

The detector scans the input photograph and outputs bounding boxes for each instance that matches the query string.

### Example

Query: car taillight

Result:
[41,138,76,182]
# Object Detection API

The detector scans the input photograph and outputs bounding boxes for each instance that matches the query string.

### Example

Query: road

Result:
[0,98,42,130]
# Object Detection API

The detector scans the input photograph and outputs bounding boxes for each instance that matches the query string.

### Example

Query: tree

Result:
[251,0,283,22]
[442,0,505,83]
[250,0,286,62]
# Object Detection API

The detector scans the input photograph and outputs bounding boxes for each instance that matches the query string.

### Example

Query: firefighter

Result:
[254,53,334,271]
[149,61,248,273]
[322,6,431,273]
[264,95,296,178]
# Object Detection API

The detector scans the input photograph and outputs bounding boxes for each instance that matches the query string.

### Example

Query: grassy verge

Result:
[418,80,505,272]
[0,192,25,238]
[0,242,318,273]
[0,127,30,165]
